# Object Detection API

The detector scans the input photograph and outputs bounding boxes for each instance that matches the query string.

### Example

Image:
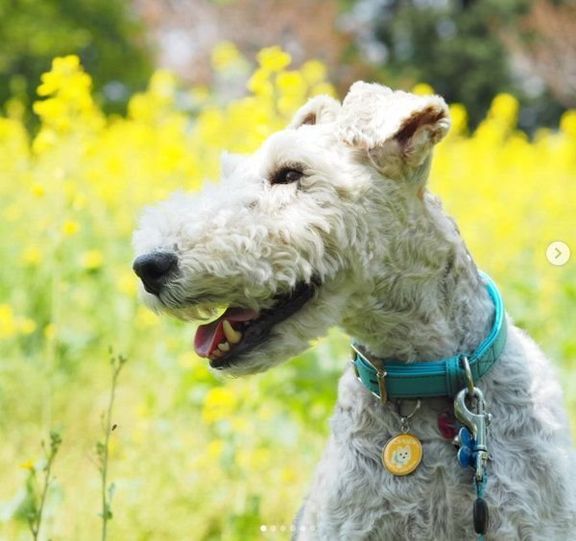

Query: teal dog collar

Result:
[352,273,507,401]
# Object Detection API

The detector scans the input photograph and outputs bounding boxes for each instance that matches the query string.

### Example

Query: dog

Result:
[133,82,576,539]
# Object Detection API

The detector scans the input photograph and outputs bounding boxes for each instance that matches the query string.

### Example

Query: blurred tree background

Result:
[2,0,575,132]
[352,0,574,129]
[365,0,530,127]
[0,0,151,125]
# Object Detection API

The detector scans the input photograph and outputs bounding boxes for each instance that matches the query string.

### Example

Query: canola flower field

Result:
[0,45,575,540]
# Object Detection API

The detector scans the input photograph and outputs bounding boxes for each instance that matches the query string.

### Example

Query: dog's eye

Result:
[270,167,304,185]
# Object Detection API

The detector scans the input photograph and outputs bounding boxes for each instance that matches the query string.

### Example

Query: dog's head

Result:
[132,82,450,375]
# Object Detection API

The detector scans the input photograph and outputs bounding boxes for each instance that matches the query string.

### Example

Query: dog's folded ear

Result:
[289,95,341,129]
[338,81,450,180]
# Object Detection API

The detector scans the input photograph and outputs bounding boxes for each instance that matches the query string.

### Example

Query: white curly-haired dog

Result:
[133,82,576,540]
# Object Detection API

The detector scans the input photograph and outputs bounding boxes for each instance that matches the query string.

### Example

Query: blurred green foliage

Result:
[0,0,151,124]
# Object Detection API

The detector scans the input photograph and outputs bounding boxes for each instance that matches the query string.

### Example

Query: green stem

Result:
[28,432,61,541]
[100,354,125,541]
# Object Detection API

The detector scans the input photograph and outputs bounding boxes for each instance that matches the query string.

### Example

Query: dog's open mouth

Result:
[194,280,318,369]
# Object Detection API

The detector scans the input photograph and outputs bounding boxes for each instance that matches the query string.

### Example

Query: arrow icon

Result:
[546,241,571,266]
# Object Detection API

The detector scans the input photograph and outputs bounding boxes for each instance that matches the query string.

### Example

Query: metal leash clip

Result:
[454,357,491,482]
[453,356,492,536]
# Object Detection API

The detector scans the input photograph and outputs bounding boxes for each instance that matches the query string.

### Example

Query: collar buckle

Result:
[351,345,389,403]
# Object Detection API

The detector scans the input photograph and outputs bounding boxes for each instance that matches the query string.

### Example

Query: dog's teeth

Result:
[223,320,242,344]
[211,350,223,358]
[218,341,230,352]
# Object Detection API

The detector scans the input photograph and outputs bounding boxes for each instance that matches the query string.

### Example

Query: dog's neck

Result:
[341,191,494,363]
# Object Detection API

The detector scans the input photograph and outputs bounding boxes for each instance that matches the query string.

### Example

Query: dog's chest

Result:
[319,389,477,539]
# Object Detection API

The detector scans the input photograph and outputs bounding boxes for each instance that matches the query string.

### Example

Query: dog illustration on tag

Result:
[382,434,423,476]
[392,446,411,467]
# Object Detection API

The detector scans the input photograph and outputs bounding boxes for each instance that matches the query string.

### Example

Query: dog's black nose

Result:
[132,252,178,295]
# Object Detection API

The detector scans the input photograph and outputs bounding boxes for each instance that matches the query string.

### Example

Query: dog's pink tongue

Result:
[194,307,258,358]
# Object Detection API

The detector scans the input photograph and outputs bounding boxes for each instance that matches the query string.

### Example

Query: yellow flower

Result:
[31,182,45,197]
[44,324,56,340]
[33,54,102,135]
[448,103,468,136]
[211,41,242,71]
[22,246,42,266]
[276,71,306,98]
[0,305,36,338]
[33,97,67,123]
[149,70,177,102]
[32,128,58,154]
[202,387,238,424]
[560,110,576,138]
[247,68,273,98]
[412,83,435,96]
[489,93,519,125]
[81,249,103,270]
[62,219,80,236]
[127,93,150,121]
[277,71,307,115]
[37,55,82,96]
[280,466,298,483]
[301,60,327,85]
[257,46,292,72]
[19,459,35,471]
[0,304,18,339]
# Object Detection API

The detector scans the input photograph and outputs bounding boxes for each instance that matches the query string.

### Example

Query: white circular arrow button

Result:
[546,241,571,266]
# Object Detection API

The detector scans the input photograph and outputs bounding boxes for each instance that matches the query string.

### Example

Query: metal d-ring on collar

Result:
[351,272,507,401]
[391,399,422,432]
[461,355,475,395]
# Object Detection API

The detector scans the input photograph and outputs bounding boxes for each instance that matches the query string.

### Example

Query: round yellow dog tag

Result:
[382,433,423,476]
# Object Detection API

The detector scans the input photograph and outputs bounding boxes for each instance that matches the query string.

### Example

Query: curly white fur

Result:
[133,81,576,540]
